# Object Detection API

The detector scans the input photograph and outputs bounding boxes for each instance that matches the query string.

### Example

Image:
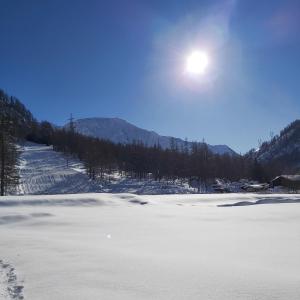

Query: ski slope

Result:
[16,143,195,195]
[17,143,103,195]
[0,193,300,299]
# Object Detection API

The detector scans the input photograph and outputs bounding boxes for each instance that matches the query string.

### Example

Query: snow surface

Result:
[4,143,299,299]
[1,193,300,299]
[0,260,24,299]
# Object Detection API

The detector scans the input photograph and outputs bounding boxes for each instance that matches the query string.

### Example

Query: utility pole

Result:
[66,114,76,168]
[68,113,75,133]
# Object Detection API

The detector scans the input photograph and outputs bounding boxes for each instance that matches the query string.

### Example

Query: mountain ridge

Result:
[248,119,300,174]
[66,117,237,156]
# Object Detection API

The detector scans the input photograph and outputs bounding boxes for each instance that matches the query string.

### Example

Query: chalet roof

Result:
[273,175,300,182]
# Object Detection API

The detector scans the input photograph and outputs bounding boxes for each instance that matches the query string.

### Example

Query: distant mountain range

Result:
[66,117,237,156]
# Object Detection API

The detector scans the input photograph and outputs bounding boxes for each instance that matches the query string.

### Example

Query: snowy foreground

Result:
[1,193,300,299]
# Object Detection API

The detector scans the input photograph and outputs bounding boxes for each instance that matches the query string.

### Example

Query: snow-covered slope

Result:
[68,117,236,155]
[0,193,300,299]
[15,143,196,195]
[17,143,102,195]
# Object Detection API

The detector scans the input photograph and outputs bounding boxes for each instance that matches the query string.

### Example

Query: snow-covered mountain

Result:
[67,117,236,156]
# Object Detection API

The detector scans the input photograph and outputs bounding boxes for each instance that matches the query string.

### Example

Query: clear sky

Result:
[0,0,300,153]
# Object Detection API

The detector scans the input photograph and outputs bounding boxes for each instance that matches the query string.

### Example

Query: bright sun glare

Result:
[186,50,209,75]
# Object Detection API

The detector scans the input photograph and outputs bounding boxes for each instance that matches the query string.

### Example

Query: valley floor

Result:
[0,193,300,299]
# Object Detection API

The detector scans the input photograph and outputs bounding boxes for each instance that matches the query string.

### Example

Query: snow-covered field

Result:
[1,193,300,299]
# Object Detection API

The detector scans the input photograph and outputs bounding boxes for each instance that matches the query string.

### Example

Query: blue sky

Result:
[0,0,300,153]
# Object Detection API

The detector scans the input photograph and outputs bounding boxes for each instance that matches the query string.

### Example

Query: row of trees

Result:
[0,90,26,195]
[0,118,19,195]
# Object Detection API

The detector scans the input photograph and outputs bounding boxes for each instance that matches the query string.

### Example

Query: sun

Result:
[185,50,209,75]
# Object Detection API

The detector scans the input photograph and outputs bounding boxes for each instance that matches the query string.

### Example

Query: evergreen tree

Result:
[0,114,19,195]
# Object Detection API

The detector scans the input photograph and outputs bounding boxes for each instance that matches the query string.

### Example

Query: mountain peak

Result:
[67,117,236,155]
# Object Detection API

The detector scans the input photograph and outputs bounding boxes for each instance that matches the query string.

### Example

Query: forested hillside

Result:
[247,120,300,178]
[52,126,251,184]
[0,89,36,138]
[0,89,37,194]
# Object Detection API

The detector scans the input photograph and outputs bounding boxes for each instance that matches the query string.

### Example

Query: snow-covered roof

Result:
[274,175,300,182]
